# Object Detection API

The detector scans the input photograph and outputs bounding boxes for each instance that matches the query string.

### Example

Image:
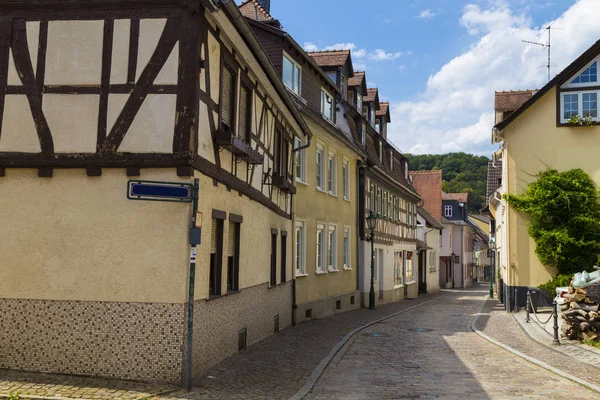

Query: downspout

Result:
[356,160,367,296]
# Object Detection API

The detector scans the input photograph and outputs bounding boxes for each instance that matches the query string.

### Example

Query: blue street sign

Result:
[127,180,194,203]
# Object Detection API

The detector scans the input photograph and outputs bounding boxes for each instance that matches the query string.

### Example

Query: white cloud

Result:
[383,19,392,24]
[354,61,367,71]
[398,65,406,71]
[417,9,436,19]
[387,0,600,155]
[353,49,367,58]
[303,42,318,52]
[370,49,403,61]
[460,2,529,35]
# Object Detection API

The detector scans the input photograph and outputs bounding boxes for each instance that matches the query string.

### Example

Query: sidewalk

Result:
[474,296,600,388]
[1,291,448,400]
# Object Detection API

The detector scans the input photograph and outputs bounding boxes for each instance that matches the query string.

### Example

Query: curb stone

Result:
[288,293,451,400]
[471,296,600,395]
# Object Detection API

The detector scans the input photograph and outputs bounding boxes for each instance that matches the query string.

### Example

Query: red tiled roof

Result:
[348,71,364,87]
[364,88,378,103]
[409,170,443,221]
[239,0,274,22]
[307,50,350,68]
[376,102,389,117]
[442,192,469,203]
[494,90,536,112]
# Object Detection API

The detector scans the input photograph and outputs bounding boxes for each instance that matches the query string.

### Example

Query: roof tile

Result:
[307,50,350,68]
[348,71,364,87]
[239,0,274,22]
[408,170,443,221]
[364,88,378,103]
[494,90,536,112]
[486,160,502,203]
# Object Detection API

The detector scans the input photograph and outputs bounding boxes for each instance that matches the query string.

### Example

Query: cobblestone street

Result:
[307,284,599,399]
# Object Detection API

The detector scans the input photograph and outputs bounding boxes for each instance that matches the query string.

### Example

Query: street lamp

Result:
[366,210,378,310]
[451,252,456,289]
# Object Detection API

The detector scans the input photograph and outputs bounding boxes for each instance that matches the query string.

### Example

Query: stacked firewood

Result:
[560,287,600,341]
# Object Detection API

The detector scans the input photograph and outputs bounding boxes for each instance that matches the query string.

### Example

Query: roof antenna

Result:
[522,25,553,82]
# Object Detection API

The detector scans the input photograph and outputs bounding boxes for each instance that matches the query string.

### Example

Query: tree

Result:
[504,168,600,275]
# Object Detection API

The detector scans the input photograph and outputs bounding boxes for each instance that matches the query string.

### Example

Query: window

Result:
[383,191,388,217]
[341,75,347,100]
[295,138,306,183]
[281,233,287,283]
[357,92,363,113]
[316,145,324,190]
[563,93,579,120]
[583,93,598,118]
[270,231,277,286]
[220,62,237,130]
[444,205,453,217]
[370,107,375,127]
[283,53,301,95]
[328,225,337,271]
[328,153,336,195]
[377,187,382,215]
[210,217,224,297]
[390,154,394,171]
[571,61,597,84]
[321,89,333,121]
[343,227,351,269]
[295,221,306,275]
[238,82,252,142]
[342,160,349,199]
[361,122,366,146]
[227,221,240,292]
[316,224,325,272]
[370,183,376,212]
[394,251,403,286]
[405,251,414,283]
[378,141,383,162]
[348,89,355,106]
[274,128,289,179]
[375,120,380,133]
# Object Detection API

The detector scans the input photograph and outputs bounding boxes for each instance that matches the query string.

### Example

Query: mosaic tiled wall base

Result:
[0,299,186,383]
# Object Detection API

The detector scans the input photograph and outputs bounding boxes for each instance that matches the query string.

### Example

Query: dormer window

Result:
[370,107,375,127]
[571,61,597,84]
[560,58,600,123]
[361,122,366,146]
[341,75,347,100]
[375,119,380,133]
[283,52,301,95]
[321,88,333,121]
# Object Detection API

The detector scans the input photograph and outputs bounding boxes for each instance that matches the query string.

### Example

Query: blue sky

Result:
[241,1,600,155]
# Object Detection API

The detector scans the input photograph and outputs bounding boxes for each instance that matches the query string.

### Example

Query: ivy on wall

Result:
[504,168,600,275]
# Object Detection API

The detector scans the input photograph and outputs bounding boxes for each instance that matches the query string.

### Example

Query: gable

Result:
[561,56,599,89]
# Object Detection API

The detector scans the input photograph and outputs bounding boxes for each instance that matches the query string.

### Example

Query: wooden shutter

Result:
[221,67,233,127]
[238,85,249,141]
[228,221,235,257]
[211,218,217,253]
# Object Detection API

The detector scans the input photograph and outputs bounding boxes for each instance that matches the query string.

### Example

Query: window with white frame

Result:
[321,89,333,121]
[370,183,376,212]
[342,160,349,199]
[328,153,336,195]
[295,221,306,275]
[343,227,351,269]
[283,53,301,95]
[377,187,382,215]
[375,120,380,133]
[316,224,325,272]
[316,145,324,190]
[361,122,366,146]
[328,225,337,271]
[405,251,414,283]
[370,107,375,127]
[357,92,363,113]
[383,191,388,217]
[444,205,452,217]
[295,137,306,183]
[560,59,600,123]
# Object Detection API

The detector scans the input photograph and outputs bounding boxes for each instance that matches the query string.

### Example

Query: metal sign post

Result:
[185,178,200,390]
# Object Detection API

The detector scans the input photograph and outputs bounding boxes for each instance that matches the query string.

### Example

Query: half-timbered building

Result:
[0,0,310,384]
[355,83,422,305]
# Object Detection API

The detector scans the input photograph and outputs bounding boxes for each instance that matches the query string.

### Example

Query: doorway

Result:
[419,250,427,294]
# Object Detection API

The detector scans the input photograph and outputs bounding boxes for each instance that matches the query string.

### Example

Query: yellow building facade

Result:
[492,40,600,310]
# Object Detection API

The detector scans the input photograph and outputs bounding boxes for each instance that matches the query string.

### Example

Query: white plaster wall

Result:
[7,22,39,85]
[43,94,99,153]
[0,95,41,153]
[117,94,176,153]
[45,21,103,85]
[136,19,179,85]
[110,19,131,85]
[197,101,215,162]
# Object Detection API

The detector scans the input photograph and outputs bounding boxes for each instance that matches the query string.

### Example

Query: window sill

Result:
[393,284,404,289]
[268,282,286,289]
[343,196,351,202]
[207,290,240,302]
[316,187,327,194]
[286,87,307,105]
[295,272,309,278]
[296,179,309,186]
[328,268,339,272]
[328,192,338,198]
[343,266,352,271]
[405,280,417,285]
[315,270,328,275]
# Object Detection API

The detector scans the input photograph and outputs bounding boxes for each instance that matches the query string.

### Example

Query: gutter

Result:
[218,0,312,142]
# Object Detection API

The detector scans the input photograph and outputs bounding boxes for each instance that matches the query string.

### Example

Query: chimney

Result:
[256,0,270,12]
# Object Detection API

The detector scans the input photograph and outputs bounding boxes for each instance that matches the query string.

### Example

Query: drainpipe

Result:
[356,161,367,296]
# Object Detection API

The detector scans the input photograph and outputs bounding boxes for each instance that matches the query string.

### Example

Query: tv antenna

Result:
[522,25,553,81]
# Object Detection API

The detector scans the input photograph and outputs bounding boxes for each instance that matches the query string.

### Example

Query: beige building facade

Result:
[0,0,310,384]
[492,40,600,310]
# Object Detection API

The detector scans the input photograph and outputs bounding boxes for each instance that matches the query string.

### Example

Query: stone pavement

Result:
[1,291,447,400]
[512,306,600,367]
[307,284,599,399]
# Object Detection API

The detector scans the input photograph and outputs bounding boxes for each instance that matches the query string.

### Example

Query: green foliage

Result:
[405,152,489,211]
[504,168,600,275]
[8,392,21,400]
[538,274,573,297]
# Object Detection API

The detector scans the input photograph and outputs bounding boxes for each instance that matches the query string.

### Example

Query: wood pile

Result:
[560,286,600,341]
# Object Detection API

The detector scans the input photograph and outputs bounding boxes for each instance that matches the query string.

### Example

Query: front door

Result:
[419,250,427,294]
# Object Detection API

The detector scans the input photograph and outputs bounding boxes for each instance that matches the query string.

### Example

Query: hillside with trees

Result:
[405,152,490,212]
